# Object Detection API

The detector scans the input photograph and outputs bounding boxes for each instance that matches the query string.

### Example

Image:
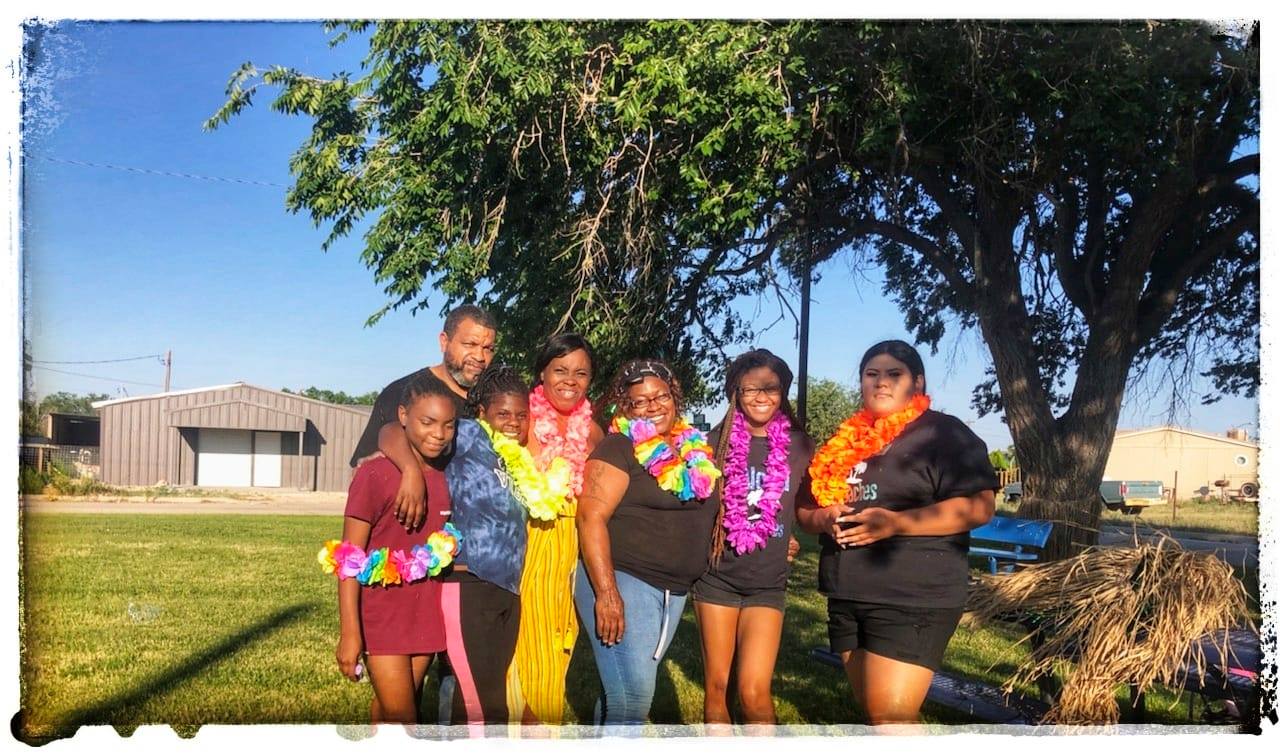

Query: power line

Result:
[32,365,165,388]
[32,354,163,365]
[33,155,288,189]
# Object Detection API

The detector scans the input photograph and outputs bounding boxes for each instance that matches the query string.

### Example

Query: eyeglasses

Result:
[738,385,782,400]
[627,392,674,411]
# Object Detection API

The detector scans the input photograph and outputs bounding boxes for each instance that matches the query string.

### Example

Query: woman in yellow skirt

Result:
[510,334,603,724]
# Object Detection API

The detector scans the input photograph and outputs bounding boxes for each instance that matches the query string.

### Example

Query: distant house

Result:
[1104,426,1259,498]
[92,383,373,491]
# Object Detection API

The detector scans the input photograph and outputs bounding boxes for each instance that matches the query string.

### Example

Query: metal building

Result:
[92,383,372,491]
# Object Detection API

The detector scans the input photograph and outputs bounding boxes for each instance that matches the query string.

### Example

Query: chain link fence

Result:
[19,445,101,478]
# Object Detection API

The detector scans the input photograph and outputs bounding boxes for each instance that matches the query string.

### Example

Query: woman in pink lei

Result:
[691,349,814,727]
[509,333,603,725]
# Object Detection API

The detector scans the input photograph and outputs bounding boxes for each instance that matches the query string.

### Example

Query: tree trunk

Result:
[976,277,1138,560]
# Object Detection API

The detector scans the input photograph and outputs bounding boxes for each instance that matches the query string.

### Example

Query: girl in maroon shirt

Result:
[335,374,459,725]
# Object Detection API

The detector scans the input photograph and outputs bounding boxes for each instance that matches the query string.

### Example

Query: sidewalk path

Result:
[1099,525,1259,571]
[20,492,345,516]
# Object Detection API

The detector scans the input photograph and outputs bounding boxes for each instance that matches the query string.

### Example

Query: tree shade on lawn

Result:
[19,513,1234,742]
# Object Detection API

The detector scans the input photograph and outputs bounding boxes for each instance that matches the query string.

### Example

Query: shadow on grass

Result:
[14,603,316,746]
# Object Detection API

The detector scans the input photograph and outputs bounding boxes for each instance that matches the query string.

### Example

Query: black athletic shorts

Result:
[826,598,963,672]
[690,575,786,611]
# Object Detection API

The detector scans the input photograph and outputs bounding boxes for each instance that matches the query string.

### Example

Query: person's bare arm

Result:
[843,490,996,547]
[336,516,370,681]
[585,422,605,454]
[377,421,426,531]
[795,495,854,539]
[575,458,630,646]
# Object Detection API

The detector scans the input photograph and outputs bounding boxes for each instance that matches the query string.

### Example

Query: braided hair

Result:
[600,358,684,421]
[465,364,530,415]
[400,370,460,409]
[709,349,796,566]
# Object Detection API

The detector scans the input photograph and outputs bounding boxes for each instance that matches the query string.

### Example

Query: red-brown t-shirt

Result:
[343,457,450,655]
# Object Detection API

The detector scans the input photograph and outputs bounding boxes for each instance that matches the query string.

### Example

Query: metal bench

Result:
[968,516,1053,574]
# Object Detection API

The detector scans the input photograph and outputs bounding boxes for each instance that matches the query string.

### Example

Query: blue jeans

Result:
[573,565,687,727]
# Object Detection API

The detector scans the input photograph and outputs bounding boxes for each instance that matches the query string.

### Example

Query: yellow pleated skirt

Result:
[507,501,579,725]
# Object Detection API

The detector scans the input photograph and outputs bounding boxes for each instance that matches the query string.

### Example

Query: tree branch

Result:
[1135,204,1259,343]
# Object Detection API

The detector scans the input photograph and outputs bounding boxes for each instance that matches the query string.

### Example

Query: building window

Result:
[1235,455,1248,467]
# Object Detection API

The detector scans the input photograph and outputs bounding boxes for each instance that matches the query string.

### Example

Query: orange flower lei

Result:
[808,394,931,507]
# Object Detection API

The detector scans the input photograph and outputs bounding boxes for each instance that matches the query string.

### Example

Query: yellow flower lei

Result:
[478,419,571,521]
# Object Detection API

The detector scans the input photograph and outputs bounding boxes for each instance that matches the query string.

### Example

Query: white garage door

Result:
[197,429,252,487]
[253,431,282,488]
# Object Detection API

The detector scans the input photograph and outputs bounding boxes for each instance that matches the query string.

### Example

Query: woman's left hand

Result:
[840,507,900,547]
[786,535,800,563]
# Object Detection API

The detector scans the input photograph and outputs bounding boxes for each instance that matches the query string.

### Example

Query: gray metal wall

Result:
[98,384,372,491]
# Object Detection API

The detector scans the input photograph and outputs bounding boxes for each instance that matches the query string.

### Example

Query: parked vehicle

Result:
[1002,480,1166,515]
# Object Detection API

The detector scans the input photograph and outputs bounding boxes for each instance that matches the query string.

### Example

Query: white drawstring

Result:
[653,589,672,660]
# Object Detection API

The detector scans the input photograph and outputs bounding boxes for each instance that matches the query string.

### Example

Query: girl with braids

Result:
[328,373,459,725]
[691,349,815,727]
[575,358,722,727]
[438,364,542,729]
[508,334,604,725]
[796,340,997,724]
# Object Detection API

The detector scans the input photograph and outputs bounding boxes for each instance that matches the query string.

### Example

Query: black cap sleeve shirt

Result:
[816,410,998,608]
[697,429,816,594]
[349,368,472,467]
[588,432,721,594]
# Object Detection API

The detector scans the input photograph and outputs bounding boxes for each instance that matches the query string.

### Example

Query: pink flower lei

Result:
[529,384,594,496]
[721,409,792,555]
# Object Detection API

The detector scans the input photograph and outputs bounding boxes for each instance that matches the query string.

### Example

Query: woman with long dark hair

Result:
[691,349,815,727]
[796,340,997,725]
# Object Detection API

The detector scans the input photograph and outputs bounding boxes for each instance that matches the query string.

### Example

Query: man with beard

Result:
[349,304,498,530]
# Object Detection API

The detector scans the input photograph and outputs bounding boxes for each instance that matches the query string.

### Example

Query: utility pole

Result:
[797,243,812,430]
[163,350,172,392]
[796,157,815,430]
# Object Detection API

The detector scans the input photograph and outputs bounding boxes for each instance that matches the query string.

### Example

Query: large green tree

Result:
[210,20,1258,557]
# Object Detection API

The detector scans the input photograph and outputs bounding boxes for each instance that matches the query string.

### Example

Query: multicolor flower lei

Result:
[610,415,721,501]
[318,523,462,586]
[529,385,594,497]
[722,410,792,555]
[808,394,931,507]
[478,418,571,521]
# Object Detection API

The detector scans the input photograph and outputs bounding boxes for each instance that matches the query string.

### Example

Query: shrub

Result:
[19,466,49,495]
[45,466,113,496]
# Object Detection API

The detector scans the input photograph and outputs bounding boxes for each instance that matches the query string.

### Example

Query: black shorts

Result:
[690,575,786,611]
[826,598,963,672]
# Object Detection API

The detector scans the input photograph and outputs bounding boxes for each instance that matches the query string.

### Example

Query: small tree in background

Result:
[281,386,378,405]
[803,378,861,446]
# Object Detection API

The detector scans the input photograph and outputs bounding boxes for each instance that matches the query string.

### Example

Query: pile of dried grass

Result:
[965,536,1251,724]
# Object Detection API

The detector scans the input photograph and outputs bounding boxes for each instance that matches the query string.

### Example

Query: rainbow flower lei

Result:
[318,523,462,586]
[610,415,721,501]
[478,419,571,521]
[722,410,792,555]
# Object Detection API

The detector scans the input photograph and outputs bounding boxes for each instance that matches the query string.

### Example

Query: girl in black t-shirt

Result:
[691,349,815,727]
[796,340,997,725]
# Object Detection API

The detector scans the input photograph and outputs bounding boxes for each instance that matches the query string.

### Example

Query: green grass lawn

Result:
[997,496,1259,538]
[19,514,1229,741]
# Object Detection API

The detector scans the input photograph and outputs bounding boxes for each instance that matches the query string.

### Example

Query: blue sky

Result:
[16,20,1260,451]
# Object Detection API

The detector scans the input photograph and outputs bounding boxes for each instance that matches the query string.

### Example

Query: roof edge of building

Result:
[90,382,374,416]
[1114,424,1258,448]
